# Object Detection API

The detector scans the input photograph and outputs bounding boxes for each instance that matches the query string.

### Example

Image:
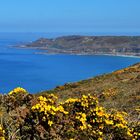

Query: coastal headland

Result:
[20,35,140,56]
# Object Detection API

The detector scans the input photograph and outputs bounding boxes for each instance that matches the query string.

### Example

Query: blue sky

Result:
[0,0,140,34]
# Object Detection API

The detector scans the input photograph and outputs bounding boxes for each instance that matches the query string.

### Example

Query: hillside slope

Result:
[0,63,140,139]
[38,63,140,120]
[23,36,140,56]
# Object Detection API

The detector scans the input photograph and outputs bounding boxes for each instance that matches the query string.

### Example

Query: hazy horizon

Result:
[0,0,140,35]
[0,32,140,37]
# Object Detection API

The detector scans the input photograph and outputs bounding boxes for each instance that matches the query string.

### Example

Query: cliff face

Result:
[25,36,140,56]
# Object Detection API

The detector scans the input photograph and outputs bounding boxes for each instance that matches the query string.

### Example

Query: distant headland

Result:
[19,35,140,56]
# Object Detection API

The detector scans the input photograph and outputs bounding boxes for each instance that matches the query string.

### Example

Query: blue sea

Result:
[0,33,140,93]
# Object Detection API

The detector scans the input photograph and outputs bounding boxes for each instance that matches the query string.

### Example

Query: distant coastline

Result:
[17,35,140,58]
[33,51,140,59]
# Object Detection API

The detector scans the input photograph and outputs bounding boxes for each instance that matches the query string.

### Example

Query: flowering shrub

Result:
[4,87,31,112]
[8,87,28,96]
[0,125,5,140]
[0,87,139,139]
[23,94,140,140]
[31,94,68,126]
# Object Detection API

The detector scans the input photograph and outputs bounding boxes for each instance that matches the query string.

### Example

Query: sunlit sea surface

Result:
[0,33,140,93]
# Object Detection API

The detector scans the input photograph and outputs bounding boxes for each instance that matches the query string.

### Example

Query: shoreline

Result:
[16,45,140,58]
[34,51,140,58]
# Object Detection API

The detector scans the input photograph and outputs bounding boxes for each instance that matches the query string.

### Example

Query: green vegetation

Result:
[25,36,140,56]
[39,63,140,120]
[0,63,140,139]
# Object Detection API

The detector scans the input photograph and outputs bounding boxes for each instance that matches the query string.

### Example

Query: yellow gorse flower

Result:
[105,120,114,125]
[76,112,87,130]
[29,93,138,139]
[0,125,5,140]
[8,87,27,95]
[32,96,68,115]
[31,94,69,128]
[65,98,79,104]
[48,120,53,126]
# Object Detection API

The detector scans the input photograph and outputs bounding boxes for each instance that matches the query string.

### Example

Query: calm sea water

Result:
[0,33,140,93]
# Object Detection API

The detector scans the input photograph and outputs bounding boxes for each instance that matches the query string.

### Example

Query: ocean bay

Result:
[0,33,140,93]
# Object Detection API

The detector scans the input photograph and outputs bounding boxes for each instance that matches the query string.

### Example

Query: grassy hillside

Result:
[38,63,140,120]
[0,63,139,139]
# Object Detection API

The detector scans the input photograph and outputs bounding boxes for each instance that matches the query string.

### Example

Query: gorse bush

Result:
[25,94,139,139]
[8,87,28,96]
[0,125,5,140]
[0,87,139,140]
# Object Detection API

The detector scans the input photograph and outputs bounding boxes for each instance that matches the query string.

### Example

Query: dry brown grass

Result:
[38,63,140,121]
